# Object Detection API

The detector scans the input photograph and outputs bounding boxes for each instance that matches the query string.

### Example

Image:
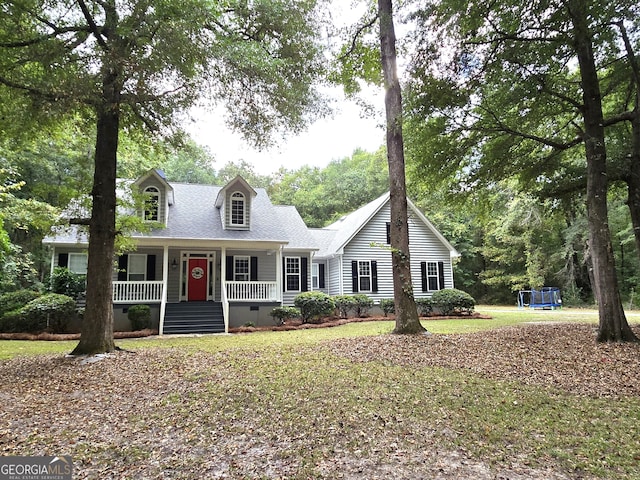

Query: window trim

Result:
[127,253,147,282]
[68,253,88,275]
[230,191,246,226]
[143,186,160,222]
[234,255,250,281]
[421,261,445,292]
[285,256,301,292]
[358,260,372,292]
[312,263,319,290]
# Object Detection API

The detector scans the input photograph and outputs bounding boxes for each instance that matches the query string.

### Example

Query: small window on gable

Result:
[144,186,160,221]
[230,191,246,226]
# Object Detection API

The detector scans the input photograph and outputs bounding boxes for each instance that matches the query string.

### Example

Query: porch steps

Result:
[162,302,225,334]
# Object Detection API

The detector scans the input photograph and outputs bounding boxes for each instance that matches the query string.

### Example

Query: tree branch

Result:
[69,217,91,226]
[338,14,379,62]
[76,0,108,50]
[0,26,90,48]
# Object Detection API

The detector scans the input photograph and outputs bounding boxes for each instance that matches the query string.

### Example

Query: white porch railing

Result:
[112,281,164,303]
[225,281,279,302]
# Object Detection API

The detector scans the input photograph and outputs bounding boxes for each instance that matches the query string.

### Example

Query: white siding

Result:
[342,203,454,302]
[326,256,342,296]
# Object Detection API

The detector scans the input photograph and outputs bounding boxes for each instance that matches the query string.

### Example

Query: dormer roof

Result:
[214,175,257,208]
[134,168,175,205]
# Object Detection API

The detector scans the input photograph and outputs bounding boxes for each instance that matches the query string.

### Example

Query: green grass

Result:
[0,305,601,359]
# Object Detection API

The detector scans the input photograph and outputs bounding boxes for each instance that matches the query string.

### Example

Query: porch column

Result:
[276,247,283,303]
[158,245,169,336]
[220,246,229,333]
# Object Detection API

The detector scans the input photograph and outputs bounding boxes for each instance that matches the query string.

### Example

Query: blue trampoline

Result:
[518,287,562,310]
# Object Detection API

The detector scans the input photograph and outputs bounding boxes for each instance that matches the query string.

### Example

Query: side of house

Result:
[311,193,458,306]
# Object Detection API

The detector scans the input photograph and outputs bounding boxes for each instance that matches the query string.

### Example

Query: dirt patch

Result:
[1,322,637,479]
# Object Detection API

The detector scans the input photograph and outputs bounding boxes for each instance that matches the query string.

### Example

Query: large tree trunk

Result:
[378,0,425,334]
[71,72,120,354]
[569,0,638,342]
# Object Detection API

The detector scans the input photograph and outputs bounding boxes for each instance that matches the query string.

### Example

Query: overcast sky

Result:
[185,1,388,176]
[186,85,387,176]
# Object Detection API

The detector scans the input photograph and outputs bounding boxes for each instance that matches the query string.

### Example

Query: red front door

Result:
[188,258,208,301]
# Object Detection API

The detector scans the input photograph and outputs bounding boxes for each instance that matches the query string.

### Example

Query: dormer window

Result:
[230,191,246,226]
[144,186,160,221]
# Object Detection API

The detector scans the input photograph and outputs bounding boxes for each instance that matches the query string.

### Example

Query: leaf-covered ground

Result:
[1,322,639,479]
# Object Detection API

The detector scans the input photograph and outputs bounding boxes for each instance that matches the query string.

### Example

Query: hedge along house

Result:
[309,192,459,302]
[44,170,458,334]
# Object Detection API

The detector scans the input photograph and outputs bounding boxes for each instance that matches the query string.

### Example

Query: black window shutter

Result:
[250,256,258,281]
[351,261,358,293]
[301,257,308,292]
[226,256,233,281]
[386,222,391,244]
[58,253,68,268]
[371,260,378,292]
[146,255,156,281]
[438,261,445,290]
[118,255,128,281]
[319,263,325,289]
[421,262,428,292]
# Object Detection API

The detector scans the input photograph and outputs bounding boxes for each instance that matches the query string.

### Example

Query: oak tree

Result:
[0,0,327,354]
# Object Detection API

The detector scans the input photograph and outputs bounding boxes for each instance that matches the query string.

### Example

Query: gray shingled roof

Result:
[45,182,302,246]
[142,183,288,242]
[273,205,319,250]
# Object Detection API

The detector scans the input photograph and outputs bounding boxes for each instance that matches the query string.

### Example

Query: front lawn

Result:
[1,307,638,479]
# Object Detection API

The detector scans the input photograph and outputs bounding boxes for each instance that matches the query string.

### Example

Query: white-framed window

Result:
[230,191,246,226]
[427,261,440,291]
[234,256,250,281]
[285,257,301,292]
[358,260,372,292]
[128,254,147,281]
[312,263,319,289]
[68,253,88,275]
[144,186,160,221]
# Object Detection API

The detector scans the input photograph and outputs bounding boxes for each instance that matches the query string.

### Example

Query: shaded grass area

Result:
[0,305,600,360]
[1,307,637,478]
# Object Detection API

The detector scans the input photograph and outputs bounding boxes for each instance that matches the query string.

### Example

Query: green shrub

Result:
[0,289,41,318]
[431,288,475,316]
[128,304,151,331]
[293,292,335,323]
[49,267,86,298]
[415,297,434,317]
[269,306,300,326]
[0,310,24,333]
[17,293,76,333]
[333,295,356,318]
[353,294,373,317]
[379,299,395,317]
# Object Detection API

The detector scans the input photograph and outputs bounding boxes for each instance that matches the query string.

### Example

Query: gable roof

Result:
[312,192,459,258]
[214,175,257,208]
[138,183,285,242]
[134,168,174,205]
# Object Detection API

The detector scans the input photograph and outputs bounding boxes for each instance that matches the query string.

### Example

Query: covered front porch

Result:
[112,243,288,333]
